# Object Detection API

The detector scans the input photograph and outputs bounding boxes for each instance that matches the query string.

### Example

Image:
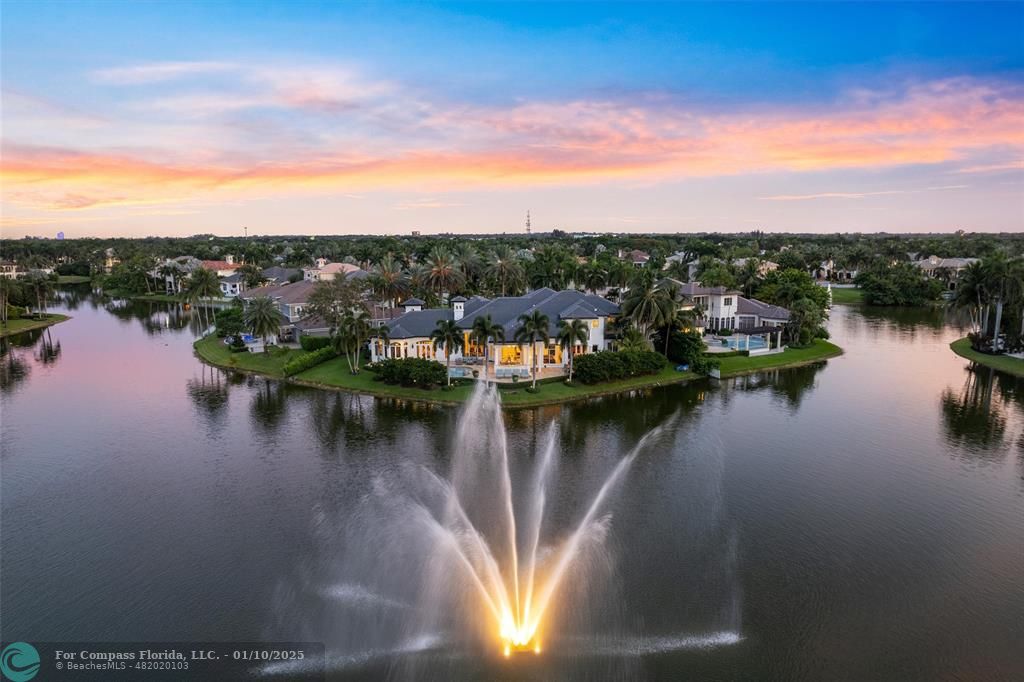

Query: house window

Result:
[590,319,599,328]
[500,345,522,365]
[543,344,562,365]
[724,297,733,306]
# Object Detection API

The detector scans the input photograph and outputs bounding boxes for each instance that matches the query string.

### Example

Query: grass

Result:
[193,335,305,378]
[714,339,843,378]
[56,275,92,284]
[950,337,1024,378]
[0,313,71,338]
[194,336,845,406]
[828,287,865,305]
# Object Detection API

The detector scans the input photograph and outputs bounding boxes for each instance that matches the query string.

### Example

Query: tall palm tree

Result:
[581,262,607,294]
[430,318,465,386]
[951,261,988,336]
[25,271,54,319]
[184,267,221,331]
[370,255,410,308]
[423,248,465,301]
[0,277,21,325]
[983,255,1012,351]
[513,310,550,389]
[372,324,391,360]
[470,314,504,383]
[736,258,762,297]
[557,318,589,383]
[486,245,524,296]
[454,243,483,292]
[244,296,281,353]
[621,276,670,345]
[335,307,373,373]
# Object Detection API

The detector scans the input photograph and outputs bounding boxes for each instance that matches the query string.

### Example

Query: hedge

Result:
[282,346,337,376]
[299,335,333,351]
[365,357,447,388]
[572,350,666,385]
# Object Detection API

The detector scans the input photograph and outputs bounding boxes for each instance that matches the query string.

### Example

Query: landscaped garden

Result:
[949,338,1024,378]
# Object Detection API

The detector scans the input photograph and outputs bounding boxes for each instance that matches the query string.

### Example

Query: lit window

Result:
[591,319,599,328]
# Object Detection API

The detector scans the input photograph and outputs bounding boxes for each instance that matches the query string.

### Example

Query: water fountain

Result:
[402,382,675,657]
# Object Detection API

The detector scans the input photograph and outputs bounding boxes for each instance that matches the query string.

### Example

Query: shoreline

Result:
[194,336,845,408]
[0,314,71,339]
[949,337,1024,378]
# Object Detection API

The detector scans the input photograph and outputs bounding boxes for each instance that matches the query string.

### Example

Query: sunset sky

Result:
[2,1,1022,237]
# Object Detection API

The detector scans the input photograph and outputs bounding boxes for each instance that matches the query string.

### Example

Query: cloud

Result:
[3,71,1022,214]
[92,61,237,85]
[394,199,466,210]
[760,185,969,201]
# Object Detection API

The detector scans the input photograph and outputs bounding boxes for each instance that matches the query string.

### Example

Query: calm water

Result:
[2,287,1022,680]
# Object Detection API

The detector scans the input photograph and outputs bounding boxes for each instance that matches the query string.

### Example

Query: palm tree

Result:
[736,258,762,297]
[951,261,988,337]
[244,296,280,353]
[157,263,180,294]
[617,325,648,352]
[621,276,670,345]
[557,319,589,382]
[0,277,21,325]
[335,307,373,373]
[513,310,550,389]
[184,267,221,331]
[237,263,267,289]
[486,245,524,296]
[430,318,465,386]
[370,255,410,308]
[423,248,465,301]
[470,314,504,383]
[454,243,483,291]
[983,255,1012,351]
[25,271,53,319]
[581,261,607,294]
[372,324,391,360]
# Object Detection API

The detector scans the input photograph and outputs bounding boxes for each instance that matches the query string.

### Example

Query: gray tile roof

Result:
[385,289,619,340]
[239,279,318,305]
[261,266,300,282]
[736,296,790,321]
[401,297,425,306]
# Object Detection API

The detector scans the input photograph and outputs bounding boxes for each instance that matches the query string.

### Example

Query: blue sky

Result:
[2,1,1022,236]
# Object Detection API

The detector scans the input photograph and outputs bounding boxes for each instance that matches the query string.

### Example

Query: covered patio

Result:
[706,325,786,355]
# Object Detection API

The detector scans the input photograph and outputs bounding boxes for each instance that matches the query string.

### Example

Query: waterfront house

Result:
[368,288,620,377]
[303,259,370,282]
[219,272,245,298]
[238,280,319,341]
[0,261,22,279]
[913,255,980,290]
[200,256,242,277]
[660,278,790,334]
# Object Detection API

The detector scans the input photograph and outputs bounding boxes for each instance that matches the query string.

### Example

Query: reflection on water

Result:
[2,291,1024,679]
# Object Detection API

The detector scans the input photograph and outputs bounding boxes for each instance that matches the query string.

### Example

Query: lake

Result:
[2,287,1022,680]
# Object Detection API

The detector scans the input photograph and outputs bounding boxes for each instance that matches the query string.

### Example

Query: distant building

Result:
[200,255,241,277]
[0,262,22,279]
[914,255,980,290]
[303,260,370,282]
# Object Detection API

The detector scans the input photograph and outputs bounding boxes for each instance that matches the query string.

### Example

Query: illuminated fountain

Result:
[404,383,673,657]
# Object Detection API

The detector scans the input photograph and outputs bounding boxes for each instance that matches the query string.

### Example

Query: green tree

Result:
[470,314,504,383]
[430,318,465,386]
[513,310,551,389]
[335,308,373,374]
[244,296,281,352]
[556,318,589,383]
[25,271,54,319]
[485,245,524,296]
[184,266,221,330]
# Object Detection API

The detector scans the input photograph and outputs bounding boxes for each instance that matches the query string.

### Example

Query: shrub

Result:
[282,346,337,376]
[573,350,665,385]
[229,335,247,353]
[215,307,244,338]
[666,329,708,365]
[719,328,733,336]
[371,358,447,388]
[689,355,720,375]
[299,335,333,351]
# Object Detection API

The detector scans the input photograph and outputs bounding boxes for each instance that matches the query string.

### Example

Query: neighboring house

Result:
[0,262,22,279]
[812,259,859,282]
[103,248,121,274]
[368,288,620,375]
[152,256,201,294]
[200,255,241,277]
[219,273,245,298]
[620,249,650,268]
[732,257,779,277]
[239,280,319,340]
[303,260,370,282]
[660,278,790,332]
[914,255,981,290]
[261,266,301,285]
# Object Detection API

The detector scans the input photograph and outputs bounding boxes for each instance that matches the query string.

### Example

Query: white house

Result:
[368,288,620,378]
[303,260,370,282]
[219,272,245,298]
[913,255,980,290]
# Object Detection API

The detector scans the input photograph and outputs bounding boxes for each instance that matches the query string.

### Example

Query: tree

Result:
[557,318,589,383]
[950,261,988,336]
[617,326,648,353]
[983,255,1012,351]
[470,314,504,383]
[0,277,21,325]
[486,245,524,296]
[514,310,551,389]
[370,255,410,307]
[307,274,365,331]
[25,271,54,319]
[430,318,465,386]
[335,308,373,374]
[786,298,824,346]
[621,276,671,345]
[184,267,221,330]
[244,296,281,353]
[581,262,607,294]
[237,263,267,289]
[423,248,465,301]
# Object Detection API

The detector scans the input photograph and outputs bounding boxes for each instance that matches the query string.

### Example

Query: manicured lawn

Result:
[56,275,92,284]
[193,335,304,378]
[0,314,70,338]
[828,287,865,305]
[498,364,698,407]
[296,357,476,403]
[715,340,843,378]
[950,338,1024,378]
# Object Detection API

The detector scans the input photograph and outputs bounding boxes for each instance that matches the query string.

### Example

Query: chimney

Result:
[225,254,234,265]
[451,296,467,321]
